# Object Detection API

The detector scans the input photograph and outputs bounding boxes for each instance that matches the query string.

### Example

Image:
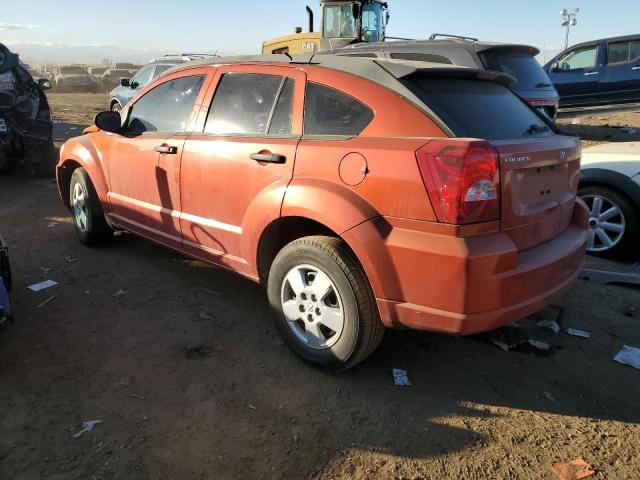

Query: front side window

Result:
[304,82,374,136]
[558,46,598,70]
[128,74,205,134]
[131,66,154,87]
[631,41,640,62]
[324,5,357,39]
[205,73,290,135]
[607,42,630,64]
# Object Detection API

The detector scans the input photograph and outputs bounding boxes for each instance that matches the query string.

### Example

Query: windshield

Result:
[481,52,553,91]
[361,3,384,42]
[324,5,357,39]
[60,66,86,74]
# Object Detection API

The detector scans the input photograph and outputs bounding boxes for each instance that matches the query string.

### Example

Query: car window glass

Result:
[128,74,205,134]
[629,41,640,61]
[132,66,154,86]
[268,77,294,136]
[153,64,172,79]
[482,52,551,89]
[205,73,283,135]
[558,46,597,70]
[404,78,554,141]
[607,42,630,64]
[304,82,374,136]
[324,5,356,38]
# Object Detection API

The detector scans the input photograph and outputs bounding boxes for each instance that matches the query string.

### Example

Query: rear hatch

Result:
[404,76,581,251]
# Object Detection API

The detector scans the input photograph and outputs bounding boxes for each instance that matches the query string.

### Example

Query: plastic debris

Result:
[37,295,57,308]
[47,222,58,228]
[199,312,213,320]
[248,404,257,410]
[624,307,636,318]
[65,256,78,263]
[544,391,556,402]
[537,319,561,334]
[551,458,595,480]
[565,328,590,338]
[613,345,640,370]
[73,420,103,438]
[476,326,554,355]
[28,279,58,292]
[392,369,411,386]
[112,289,127,298]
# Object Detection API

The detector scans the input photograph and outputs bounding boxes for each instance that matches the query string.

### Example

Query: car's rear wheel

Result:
[69,168,113,246]
[579,185,639,259]
[267,236,384,371]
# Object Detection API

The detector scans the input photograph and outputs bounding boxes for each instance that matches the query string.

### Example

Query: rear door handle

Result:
[584,71,599,76]
[155,145,178,154]
[250,152,286,164]
[632,66,640,70]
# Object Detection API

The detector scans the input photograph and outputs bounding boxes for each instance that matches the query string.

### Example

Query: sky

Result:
[1,0,639,63]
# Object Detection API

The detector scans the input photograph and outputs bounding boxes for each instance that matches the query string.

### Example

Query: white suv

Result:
[579,142,640,258]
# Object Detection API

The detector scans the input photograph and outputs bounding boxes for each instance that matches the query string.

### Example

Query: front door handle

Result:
[155,144,178,154]
[632,66,640,71]
[250,152,286,164]
[584,71,599,76]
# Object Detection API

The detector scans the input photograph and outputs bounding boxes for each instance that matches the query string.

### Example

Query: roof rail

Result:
[428,33,479,42]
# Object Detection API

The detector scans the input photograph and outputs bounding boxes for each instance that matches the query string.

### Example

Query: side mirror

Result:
[38,78,52,90]
[130,81,139,89]
[120,78,130,87]
[550,61,560,72]
[94,111,122,133]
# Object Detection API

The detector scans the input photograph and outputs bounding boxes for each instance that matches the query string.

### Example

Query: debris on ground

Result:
[27,279,58,292]
[544,391,556,402]
[198,312,214,321]
[65,256,78,263]
[551,458,596,480]
[579,267,640,286]
[613,345,640,370]
[185,344,211,360]
[112,289,127,298]
[73,420,103,438]
[565,328,590,338]
[47,222,58,228]
[392,369,411,386]
[37,295,57,308]
[624,306,636,318]
[537,319,561,334]
[475,326,554,355]
[248,404,257,410]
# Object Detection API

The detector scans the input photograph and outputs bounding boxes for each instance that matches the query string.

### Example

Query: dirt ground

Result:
[0,94,639,480]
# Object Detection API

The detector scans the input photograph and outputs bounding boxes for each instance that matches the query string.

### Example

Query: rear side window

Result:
[304,82,373,136]
[608,42,630,64]
[390,52,453,64]
[205,73,287,135]
[128,75,205,134]
[268,78,294,135]
[481,52,551,90]
[405,78,553,140]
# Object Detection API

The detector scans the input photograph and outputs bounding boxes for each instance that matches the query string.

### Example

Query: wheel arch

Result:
[579,168,640,210]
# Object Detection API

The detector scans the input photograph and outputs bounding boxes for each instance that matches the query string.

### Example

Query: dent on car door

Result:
[106,72,209,248]
[548,44,601,105]
[179,67,305,275]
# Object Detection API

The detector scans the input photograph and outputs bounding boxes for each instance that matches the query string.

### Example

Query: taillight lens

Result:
[416,140,500,224]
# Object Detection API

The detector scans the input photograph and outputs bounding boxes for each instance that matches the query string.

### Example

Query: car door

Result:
[547,43,601,106]
[180,65,305,275]
[600,39,640,103]
[106,70,211,249]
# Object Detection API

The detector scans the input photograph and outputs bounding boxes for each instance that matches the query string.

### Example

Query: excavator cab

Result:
[261,1,388,55]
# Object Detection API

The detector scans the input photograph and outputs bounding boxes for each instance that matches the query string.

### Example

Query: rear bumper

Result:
[343,202,588,335]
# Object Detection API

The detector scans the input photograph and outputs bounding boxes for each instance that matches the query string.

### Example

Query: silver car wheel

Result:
[280,264,345,350]
[582,194,626,252]
[72,182,89,233]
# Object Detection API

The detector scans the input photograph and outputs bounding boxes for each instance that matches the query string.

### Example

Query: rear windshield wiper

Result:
[525,123,550,136]
[535,81,553,88]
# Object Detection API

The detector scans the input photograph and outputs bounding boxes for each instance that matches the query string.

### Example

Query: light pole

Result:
[561,8,579,49]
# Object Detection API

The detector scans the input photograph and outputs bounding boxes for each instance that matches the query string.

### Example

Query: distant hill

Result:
[1,41,222,65]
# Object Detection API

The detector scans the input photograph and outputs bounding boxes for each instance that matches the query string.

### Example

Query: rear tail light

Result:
[416,140,500,224]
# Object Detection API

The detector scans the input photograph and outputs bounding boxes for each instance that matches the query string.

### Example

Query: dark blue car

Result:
[544,34,640,107]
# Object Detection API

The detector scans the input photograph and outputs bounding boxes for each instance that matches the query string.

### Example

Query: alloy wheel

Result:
[280,264,345,350]
[72,182,89,233]
[582,194,626,252]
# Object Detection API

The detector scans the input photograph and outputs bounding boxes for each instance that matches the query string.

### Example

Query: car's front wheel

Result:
[267,236,384,370]
[579,185,639,259]
[69,168,113,246]
[110,101,121,113]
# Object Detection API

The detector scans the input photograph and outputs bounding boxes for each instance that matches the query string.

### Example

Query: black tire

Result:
[267,236,384,371]
[69,167,113,246]
[110,101,121,112]
[31,141,57,178]
[579,185,640,259]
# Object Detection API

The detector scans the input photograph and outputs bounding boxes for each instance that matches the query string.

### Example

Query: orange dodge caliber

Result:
[57,55,588,370]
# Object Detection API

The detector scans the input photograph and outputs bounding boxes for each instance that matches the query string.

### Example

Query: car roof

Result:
[335,39,540,57]
[563,34,640,51]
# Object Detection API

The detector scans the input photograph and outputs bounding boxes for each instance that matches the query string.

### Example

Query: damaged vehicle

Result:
[0,43,56,177]
[52,65,101,92]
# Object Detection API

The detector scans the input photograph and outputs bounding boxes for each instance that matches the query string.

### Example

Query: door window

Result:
[303,82,374,136]
[557,46,598,70]
[127,74,205,134]
[152,64,172,79]
[205,73,289,135]
[268,77,295,135]
[607,42,630,64]
[131,66,154,88]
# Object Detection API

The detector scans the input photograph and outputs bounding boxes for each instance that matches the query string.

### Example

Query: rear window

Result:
[481,52,551,90]
[405,78,553,140]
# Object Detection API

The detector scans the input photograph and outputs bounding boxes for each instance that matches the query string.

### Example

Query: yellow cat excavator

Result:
[262,1,389,55]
